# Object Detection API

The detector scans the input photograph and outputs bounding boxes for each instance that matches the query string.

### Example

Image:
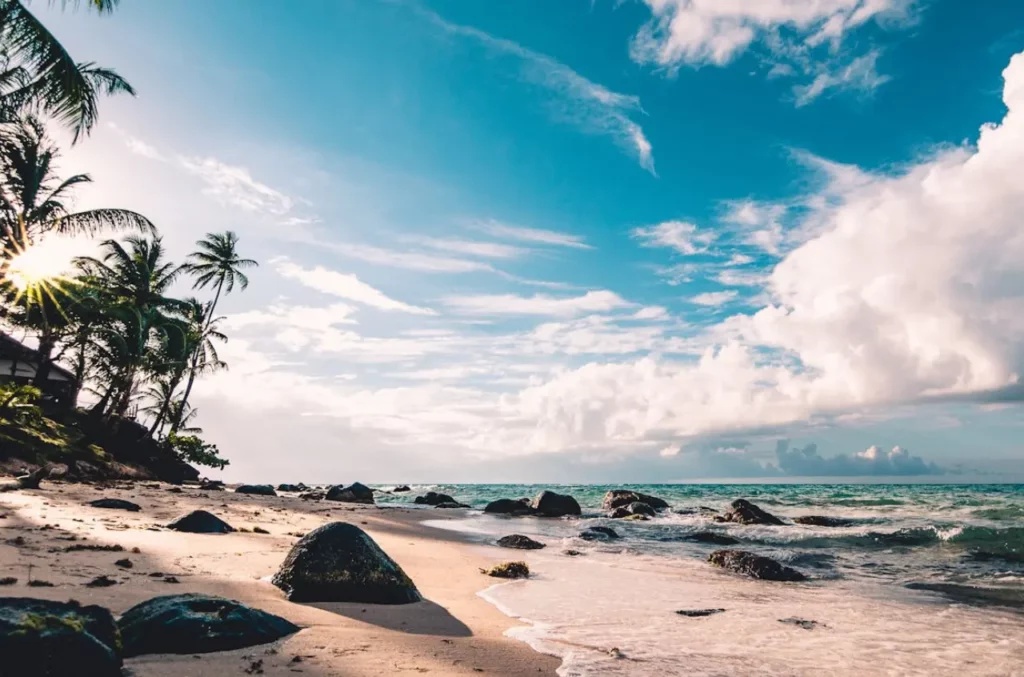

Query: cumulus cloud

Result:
[775,442,944,476]
[274,258,436,315]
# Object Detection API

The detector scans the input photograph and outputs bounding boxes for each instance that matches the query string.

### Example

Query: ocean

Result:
[375,483,1024,676]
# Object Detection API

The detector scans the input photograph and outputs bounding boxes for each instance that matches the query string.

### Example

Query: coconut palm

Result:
[0,0,133,141]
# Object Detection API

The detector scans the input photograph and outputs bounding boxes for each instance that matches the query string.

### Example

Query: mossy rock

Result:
[0,597,122,676]
[272,522,421,604]
[481,561,529,579]
[118,594,299,657]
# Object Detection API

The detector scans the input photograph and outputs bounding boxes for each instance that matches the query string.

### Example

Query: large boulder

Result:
[166,510,235,534]
[414,491,457,506]
[0,597,122,676]
[88,498,141,512]
[683,531,740,546]
[272,522,420,604]
[579,526,620,541]
[497,534,545,550]
[717,499,785,526]
[602,490,670,512]
[609,501,656,519]
[708,550,807,582]
[484,498,537,516]
[532,491,581,517]
[118,594,299,657]
[325,482,374,504]
[793,515,854,527]
[235,484,276,496]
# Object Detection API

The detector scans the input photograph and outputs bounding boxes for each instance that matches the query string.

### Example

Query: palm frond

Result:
[55,208,154,236]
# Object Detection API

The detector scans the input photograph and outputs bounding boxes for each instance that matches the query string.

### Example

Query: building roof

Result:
[0,331,76,382]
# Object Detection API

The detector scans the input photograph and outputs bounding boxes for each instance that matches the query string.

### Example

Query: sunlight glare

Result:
[7,239,76,291]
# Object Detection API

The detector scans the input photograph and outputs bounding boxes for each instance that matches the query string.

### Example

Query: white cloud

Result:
[690,290,740,306]
[794,50,890,106]
[320,241,494,273]
[226,302,359,331]
[274,258,437,315]
[444,290,632,317]
[178,156,293,215]
[476,220,591,249]
[633,306,670,321]
[404,235,526,259]
[632,220,715,255]
[428,11,656,173]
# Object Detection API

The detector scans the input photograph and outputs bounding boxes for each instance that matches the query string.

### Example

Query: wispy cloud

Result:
[632,220,716,255]
[689,290,739,307]
[178,156,294,215]
[274,258,436,315]
[443,290,632,316]
[319,241,495,274]
[794,50,891,106]
[425,10,656,174]
[404,235,526,259]
[476,219,591,249]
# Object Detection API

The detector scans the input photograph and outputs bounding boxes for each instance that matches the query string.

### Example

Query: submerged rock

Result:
[532,490,582,517]
[88,498,141,512]
[166,510,235,534]
[717,499,785,526]
[480,561,529,579]
[708,550,807,582]
[119,594,299,657]
[272,522,420,604]
[392,485,411,493]
[497,534,545,550]
[235,484,276,496]
[683,531,740,546]
[434,501,469,509]
[484,498,537,516]
[609,501,656,519]
[793,515,854,527]
[905,582,1024,610]
[602,490,670,512]
[676,608,726,617]
[325,482,374,504]
[579,526,620,541]
[0,597,122,677]
[414,491,457,506]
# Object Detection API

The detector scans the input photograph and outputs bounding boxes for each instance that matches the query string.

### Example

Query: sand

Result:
[0,481,560,676]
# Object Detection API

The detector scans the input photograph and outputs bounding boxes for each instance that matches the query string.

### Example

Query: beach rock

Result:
[325,482,374,504]
[434,501,470,509]
[602,490,670,512]
[708,550,807,582]
[779,617,822,630]
[166,510,235,534]
[276,484,305,493]
[272,522,421,604]
[717,499,785,526]
[683,531,740,546]
[480,561,529,579]
[414,491,457,506]
[199,480,225,491]
[235,484,276,496]
[119,594,299,657]
[87,498,141,512]
[609,501,657,519]
[532,490,582,517]
[579,526,620,541]
[793,515,854,527]
[676,608,726,617]
[563,549,584,556]
[392,485,411,492]
[0,466,50,493]
[484,498,537,516]
[0,597,122,676]
[299,490,325,501]
[497,534,545,550]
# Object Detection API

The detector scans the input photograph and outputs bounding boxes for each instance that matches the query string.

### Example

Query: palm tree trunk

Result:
[32,333,57,388]
[169,278,223,435]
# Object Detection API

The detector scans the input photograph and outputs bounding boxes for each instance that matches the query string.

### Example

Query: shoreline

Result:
[0,481,561,676]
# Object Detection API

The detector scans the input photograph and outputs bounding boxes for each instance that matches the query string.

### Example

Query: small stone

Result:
[497,534,545,550]
[115,558,134,569]
[85,575,119,588]
[676,608,726,617]
[779,617,822,630]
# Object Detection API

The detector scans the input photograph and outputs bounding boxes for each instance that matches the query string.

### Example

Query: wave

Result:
[972,505,1024,521]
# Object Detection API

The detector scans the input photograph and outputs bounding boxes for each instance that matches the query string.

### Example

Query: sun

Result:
[5,239,76,292]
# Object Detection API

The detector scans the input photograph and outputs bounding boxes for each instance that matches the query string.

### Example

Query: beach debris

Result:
[483,498,537,516]
[563,549,584,556]
[0,598,122,676]
[532,490,582,517]
[602,490,670,512]
[64,544,124,553]
[676,608,726,617]
[414,491,467,508]
[166,487,183,494]
[325,482,375,504]
[793,515,854,527]
[118,594,298,658]
[252,526,270,534]
[0,465,50,493]
[0,578,16,585]
[166,510,235,534]
[480,561,530,579]
[779,617,823,630]
[87,498,141,512]
[716,499,785,526]
[609,501,657,519]
[85,575,119,588]
[162,577,181,584]
[114,559,133,569]
[199,480,225,491]
[276,483,307,493]
[235,484,277,497]
[392,485,411,492]
[682,531,740,546]
[708,550,808,582]
[608,647,624,659]
[497,534,545,550]
[272,522,421,604]
[27,580,54,587]
[579,526,620,541]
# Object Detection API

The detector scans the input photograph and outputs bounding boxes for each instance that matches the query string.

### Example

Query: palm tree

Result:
[0,117,153,259]
[0,0,133,141]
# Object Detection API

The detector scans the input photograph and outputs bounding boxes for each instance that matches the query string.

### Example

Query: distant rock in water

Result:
[905,582,1024,611]
[602,490,670,512]
[414,491,458,506]
[392,485,411,493]
[88,498,141,512]
[532,491,581,517]
[683,531,740,546]
[497,534,545,550]
[609,501,656,519]
[676,608,726,618]
[119,594,299,657]
[235,484,276,496]
[325,482,374,504]
[709,550,807,582]
[167,510,235,534]
[434,501,469,509]
[793,515,854,527]
[717,499,785,526]
[276,484,307,493]
[272,522,420,604]
[579,526,620,541]
[0,597,122,676]
[484,498,537,516]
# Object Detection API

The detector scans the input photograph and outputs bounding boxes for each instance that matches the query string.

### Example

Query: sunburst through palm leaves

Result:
[0,222,78,316]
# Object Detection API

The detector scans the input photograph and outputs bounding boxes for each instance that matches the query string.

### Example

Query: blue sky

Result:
[32,0,1024,482]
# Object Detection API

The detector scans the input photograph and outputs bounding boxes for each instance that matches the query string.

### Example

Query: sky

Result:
[25,0,1024,483]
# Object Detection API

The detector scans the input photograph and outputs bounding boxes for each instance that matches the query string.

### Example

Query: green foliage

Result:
[166,433,229,470]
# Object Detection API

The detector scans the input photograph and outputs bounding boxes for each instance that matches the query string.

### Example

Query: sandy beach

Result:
[0,481,559,677]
